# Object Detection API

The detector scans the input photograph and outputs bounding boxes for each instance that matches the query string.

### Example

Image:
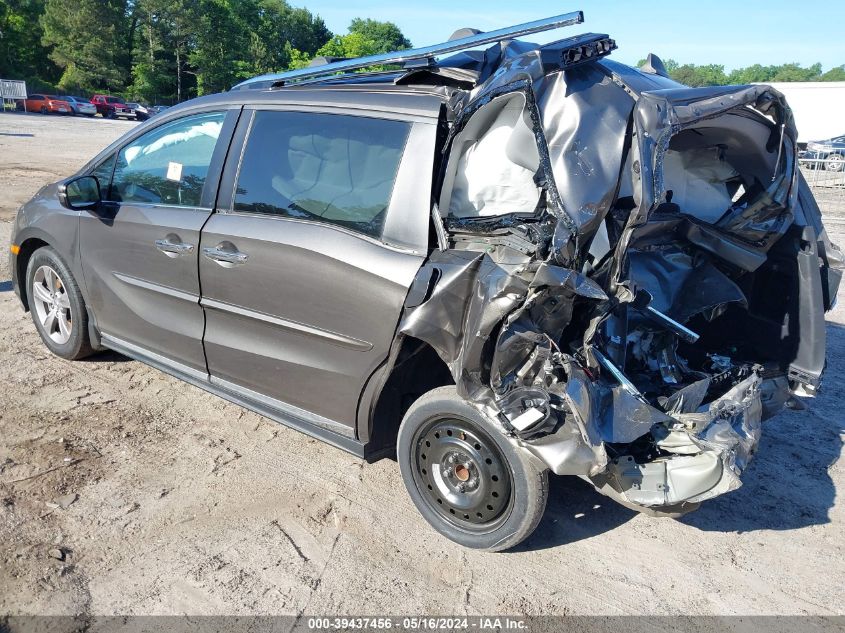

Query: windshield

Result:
[106,97,123,104]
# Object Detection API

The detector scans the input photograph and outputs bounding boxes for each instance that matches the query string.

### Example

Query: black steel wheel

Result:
[412,417,513,530]
[397,387,548,551]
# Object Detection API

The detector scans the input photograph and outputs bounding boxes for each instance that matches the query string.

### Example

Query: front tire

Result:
[26,247,93,360]
[397,386,548,551]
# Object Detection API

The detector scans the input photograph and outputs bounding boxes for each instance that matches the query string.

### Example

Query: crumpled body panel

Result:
[400,41,842,513]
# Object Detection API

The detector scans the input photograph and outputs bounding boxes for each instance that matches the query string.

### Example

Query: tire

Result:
[40,106,48,115]
[397,386,548,551]
[25,246,93,360]
[826,153,844,172]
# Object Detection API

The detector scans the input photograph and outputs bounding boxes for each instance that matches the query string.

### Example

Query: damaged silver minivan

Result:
[10,12,843,550]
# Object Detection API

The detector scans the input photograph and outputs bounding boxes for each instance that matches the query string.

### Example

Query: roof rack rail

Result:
[231,10,584,90]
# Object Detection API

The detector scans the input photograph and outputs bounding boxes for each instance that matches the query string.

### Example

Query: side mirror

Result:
[59,175,101,211]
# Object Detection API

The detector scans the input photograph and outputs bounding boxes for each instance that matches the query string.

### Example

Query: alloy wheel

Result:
[31,265,73,345]
[826,154,844,172]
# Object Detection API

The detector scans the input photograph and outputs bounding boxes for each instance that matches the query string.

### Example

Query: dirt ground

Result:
[0,113,843,616]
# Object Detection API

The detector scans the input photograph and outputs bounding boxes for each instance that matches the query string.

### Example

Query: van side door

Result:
[79,109,238,374]
[199,106,436,431]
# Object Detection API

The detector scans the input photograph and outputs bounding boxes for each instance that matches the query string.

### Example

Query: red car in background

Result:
[23,94,72,114]
[90,94,136,119]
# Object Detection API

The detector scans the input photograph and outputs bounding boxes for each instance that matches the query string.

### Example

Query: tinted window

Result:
[106,97,122,104]
[91,153,117,195]
[234,111,410,239]
[109,112,225,207]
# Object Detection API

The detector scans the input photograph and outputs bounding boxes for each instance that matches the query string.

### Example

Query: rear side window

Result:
[233,111,410,239]
[109,112,225,207]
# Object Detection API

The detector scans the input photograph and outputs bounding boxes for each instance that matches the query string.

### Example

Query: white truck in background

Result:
[761,81,845,144]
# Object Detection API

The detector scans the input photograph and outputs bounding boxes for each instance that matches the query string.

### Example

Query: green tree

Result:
[188,0,246,95]
[670,63,728,87]
[313,19,412,71]
[636,59,839,87]
[771,62,822,82]
[240,0,331,76]
[0,0,58,82]
[727,63,777,84]
[128,0,196,103]
[348,18,410,53]
[284,44,313,70]
[821,65,845,82]
[40,0,128,92]
[317,31,383,59]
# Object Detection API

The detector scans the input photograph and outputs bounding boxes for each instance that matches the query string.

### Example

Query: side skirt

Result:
[100,333,368,458]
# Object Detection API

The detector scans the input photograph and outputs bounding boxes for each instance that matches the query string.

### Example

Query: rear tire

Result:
[26,247,94,360]
[397,386,548,551]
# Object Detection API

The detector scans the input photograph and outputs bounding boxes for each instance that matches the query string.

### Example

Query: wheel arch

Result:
[358,335,454,460]
[15,236,51,312]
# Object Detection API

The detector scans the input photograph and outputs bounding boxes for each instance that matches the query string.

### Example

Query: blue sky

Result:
[304,1,844,71]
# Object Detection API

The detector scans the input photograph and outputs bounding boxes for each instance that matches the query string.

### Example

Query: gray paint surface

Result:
[199,212,424,428]
[79,203,211,372]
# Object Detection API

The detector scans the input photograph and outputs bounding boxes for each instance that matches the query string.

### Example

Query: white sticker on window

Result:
[166,161,183,182]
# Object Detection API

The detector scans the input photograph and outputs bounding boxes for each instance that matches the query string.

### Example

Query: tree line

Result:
[638,58,845,86]
[1,0,842,104]
[0,0,411,104]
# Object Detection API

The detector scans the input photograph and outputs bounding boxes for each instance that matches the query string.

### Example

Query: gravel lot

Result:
[0,113,843,616]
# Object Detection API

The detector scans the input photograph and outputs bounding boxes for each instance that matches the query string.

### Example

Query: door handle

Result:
[155,239,194,256]
[203,246,249,266]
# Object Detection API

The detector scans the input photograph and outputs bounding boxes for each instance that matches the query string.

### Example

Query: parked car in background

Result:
[126,102,151,121]
[63,96,97,117]
[801,134,845,172]
[149,105,170,116]
[23,94,71,115]
[90,95,136,120]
